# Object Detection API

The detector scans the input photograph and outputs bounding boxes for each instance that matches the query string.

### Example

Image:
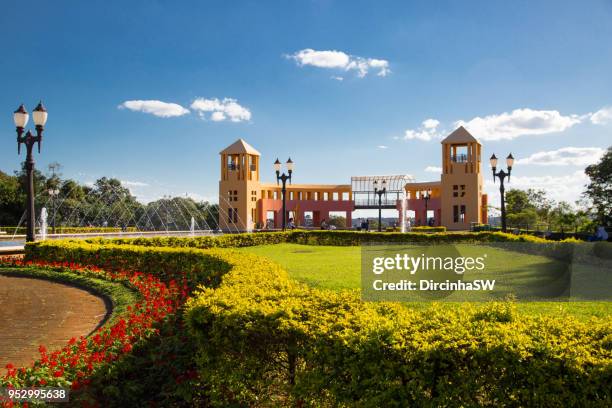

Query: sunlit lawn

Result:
[237,243,612,320]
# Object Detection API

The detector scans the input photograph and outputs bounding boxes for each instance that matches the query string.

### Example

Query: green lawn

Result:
[237,243,612,319]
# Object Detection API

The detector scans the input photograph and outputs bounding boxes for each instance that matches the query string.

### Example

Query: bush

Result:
[79,230,568,251]
[410,226,447,232]
[23,238,611,407]
[386,226,448,232]
[182,247,611,407]
[25,240,230,288]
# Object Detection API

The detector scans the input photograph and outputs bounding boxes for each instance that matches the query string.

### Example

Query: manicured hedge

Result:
[387,226,447,232]
[25,240,229,288]
[24,238,612,407]
[79,230,573,250]
[183,250,611,407]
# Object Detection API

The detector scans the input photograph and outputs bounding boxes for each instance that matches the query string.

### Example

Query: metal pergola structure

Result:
[351,175,415,209]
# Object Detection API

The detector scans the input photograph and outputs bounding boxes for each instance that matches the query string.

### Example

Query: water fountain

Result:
[4,178,252,243]
[40,207,48,240]
[400,193,407,233]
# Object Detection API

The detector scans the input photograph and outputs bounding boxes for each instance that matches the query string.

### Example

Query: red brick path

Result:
[0,275,109,371]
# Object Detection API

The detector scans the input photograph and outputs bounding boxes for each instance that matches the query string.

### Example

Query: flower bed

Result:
[0,258,189,407]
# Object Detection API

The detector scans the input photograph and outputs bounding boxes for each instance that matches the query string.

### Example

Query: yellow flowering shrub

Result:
[25,237,611,407]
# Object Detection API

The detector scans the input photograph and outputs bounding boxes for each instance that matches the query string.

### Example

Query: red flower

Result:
[6,259,190,390]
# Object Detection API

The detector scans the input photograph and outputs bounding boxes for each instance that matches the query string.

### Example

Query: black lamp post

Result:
[47,162,60,235]
[490,153,514,233]
[275,157,293,231]
[48,187,59,235]
[14,102,48,242]
[422,189,431,226]
[373,179,386,232]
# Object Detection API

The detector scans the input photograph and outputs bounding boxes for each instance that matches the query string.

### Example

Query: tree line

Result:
[503,146,611,232]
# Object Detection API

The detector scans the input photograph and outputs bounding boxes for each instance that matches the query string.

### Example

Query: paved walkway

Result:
[0,275,109,371]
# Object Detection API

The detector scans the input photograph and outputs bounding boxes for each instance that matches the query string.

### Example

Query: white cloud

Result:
[287,48,390,78]
[210,111,226,122]
[121,180,149,187]
[118,100,189,118]
[485,170,588,206]
[377,145,388,149]
[424,166,442,173]
[403,118,443,141]
[331,76,344,81]
[423,119,440,129]
[590,106,612,125]
[290,49,350,68]
[182,192,216,203]
[455,108,582,141]
[517,147,605,166]
[190,98,251,122]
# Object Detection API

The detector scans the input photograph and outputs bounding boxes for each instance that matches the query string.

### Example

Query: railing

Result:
[353,191,403,208]
[450,154,468,163]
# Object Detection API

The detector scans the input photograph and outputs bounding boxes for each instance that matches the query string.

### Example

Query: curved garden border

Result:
[0,258,185,407]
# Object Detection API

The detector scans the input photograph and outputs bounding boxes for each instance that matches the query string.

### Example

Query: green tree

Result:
[526,189,554,222]
[328,216,347,229]
[505,189,534,214]
[549,201,576,232]
[0,170,24,225]
[505,189,537,228]
[584,146,612,225]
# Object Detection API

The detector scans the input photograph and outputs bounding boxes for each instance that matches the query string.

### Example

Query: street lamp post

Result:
[47,162,60,235]
[48,187,59,234]
[490,153,514,233]
[275,158,293,231]
[13,102,48,242]
[422,189,431,226]
[373,179,387,232]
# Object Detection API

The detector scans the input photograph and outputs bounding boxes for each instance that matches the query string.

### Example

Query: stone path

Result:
[0,275,109,371]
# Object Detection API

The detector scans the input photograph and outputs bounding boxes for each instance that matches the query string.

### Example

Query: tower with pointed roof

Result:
[219,139,261,231]
[440,126,487,229]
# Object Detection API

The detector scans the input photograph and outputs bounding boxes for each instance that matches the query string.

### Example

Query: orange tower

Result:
[219,139,261,231]
[440,126,487,229]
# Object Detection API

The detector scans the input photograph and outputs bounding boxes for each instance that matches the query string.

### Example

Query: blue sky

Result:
[1,0,611,207]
